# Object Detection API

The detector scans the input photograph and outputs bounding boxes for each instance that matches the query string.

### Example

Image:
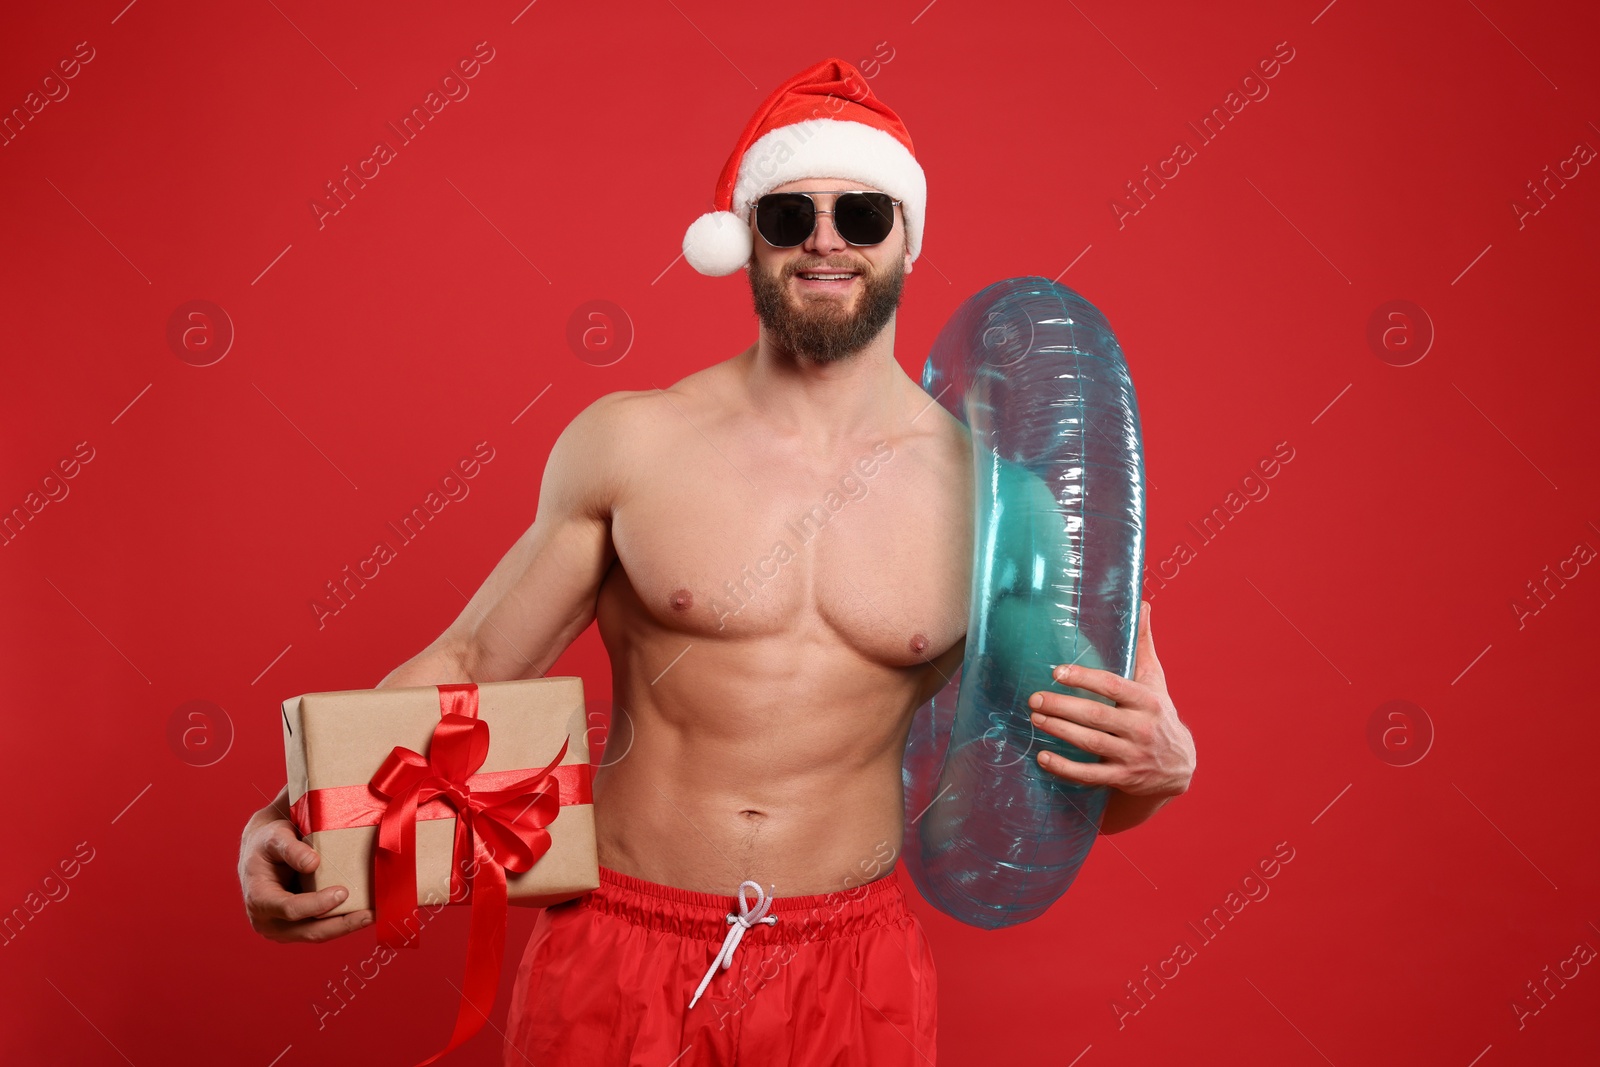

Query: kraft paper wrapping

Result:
[280,676,598,915]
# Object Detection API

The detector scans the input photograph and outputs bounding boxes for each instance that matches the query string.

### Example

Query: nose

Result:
[802,202,848,255]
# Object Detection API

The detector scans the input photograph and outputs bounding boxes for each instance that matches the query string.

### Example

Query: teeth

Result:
[800,273,854,280]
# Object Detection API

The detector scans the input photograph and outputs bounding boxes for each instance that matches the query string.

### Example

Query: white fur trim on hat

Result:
[683,117,927,278]
[682,210,754,277]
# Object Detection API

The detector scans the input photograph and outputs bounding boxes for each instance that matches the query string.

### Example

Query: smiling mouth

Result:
[794,270,860,291]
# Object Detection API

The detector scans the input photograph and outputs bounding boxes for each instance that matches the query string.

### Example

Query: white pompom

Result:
[682,211,753,276]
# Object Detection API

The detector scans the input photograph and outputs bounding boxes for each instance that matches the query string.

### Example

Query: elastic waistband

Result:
[580,864,911,944]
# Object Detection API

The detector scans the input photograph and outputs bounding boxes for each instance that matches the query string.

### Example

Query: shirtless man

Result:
[238,59,1195,1064]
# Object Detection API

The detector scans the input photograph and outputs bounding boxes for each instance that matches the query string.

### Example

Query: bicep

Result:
[442,394,629,681]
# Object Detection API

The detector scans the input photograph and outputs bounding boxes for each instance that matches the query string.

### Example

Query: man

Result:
[238,58,1196,1065]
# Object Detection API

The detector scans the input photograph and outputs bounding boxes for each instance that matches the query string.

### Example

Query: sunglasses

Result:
[752,190,902,248]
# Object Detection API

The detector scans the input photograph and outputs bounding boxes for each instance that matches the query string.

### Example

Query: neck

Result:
[739,322,910,447]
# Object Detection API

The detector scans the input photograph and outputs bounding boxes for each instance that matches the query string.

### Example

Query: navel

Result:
[669,587,695,612]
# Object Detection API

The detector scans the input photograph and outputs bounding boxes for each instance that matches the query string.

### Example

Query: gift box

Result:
[281,677,600,1064]
[280,676,599,914]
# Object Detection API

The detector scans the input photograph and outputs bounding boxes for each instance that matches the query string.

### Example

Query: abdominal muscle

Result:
[588,631,919,899]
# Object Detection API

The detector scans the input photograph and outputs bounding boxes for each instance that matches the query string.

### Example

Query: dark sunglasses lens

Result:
[756,194,814,246]
[835,192,895,245]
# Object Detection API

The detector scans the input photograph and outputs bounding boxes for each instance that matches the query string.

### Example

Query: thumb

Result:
[1136,600,1162,679]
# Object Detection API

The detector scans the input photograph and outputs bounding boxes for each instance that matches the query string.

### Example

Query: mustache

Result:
[790,261,869,274]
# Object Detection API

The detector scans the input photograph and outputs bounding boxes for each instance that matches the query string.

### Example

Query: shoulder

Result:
[566,388,650,435]
[903,380,972,472]
[604,354,744,436]
[541,391,651,521]
[554,360,737,513]
[550,391,641,472]
[564,381,702,441]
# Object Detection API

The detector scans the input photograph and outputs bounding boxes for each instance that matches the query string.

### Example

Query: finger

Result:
[1029,708,1133,758]
[1051,662,1147,708]
[1036,749,1121,787]
[1029,690,1129,735]
[258,880,352,923]
[1135,600,1164,684]
[271,908,375,944]
[266,829,321,874]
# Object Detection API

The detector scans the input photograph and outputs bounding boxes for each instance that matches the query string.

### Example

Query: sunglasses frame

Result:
[749,190,903,248]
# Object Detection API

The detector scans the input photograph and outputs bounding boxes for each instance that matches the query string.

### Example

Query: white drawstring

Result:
[688,880,778,1009]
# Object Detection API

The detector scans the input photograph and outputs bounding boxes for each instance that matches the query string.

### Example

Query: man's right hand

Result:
[239,804,374,944]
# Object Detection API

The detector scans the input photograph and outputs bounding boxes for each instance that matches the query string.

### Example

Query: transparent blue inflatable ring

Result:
[900,277,1147,930]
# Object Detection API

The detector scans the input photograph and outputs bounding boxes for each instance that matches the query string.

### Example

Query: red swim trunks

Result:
[502,863,939,1065]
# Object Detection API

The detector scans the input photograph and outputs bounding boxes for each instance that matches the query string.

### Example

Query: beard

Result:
[747,251,906,364]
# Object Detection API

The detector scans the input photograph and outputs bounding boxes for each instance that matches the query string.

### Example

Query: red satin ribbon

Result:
[290,764,591,838]
[294,682,588,1066]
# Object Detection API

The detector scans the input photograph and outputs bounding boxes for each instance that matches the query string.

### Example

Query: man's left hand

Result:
[1027,600,1196,798]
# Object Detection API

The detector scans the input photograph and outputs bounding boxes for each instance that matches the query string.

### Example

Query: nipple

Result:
[669,587,695,612]
[909,632,930,655]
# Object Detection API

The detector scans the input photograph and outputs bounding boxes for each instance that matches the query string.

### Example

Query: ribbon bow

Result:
[367,683,570,1066]
[689,881,778,1009]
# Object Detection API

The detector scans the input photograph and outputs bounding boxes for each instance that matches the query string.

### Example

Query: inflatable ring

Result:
[900,277,1147,929]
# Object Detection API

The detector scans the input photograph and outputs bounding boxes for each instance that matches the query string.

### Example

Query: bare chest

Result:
[609,429,972,669]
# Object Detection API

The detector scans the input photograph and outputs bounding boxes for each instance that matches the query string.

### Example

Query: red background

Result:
[3,0,1597,1064]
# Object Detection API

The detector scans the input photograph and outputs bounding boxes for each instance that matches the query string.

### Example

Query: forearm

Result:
[1098,788,1178,835]
[254,643,478,827]
[375,639,476,689]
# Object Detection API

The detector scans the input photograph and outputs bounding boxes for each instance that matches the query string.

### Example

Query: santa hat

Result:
[681,57,926,277]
